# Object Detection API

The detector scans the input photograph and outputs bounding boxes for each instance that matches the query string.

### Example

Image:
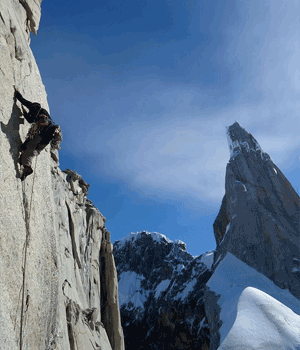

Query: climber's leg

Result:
[20,166,33,181]
[19,135,42,180]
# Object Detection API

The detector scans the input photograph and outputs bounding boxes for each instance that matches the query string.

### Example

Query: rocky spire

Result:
[213,122,300,298]
[226,121,265,159]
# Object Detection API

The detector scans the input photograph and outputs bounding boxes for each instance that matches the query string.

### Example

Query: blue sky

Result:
[31,0,299,256]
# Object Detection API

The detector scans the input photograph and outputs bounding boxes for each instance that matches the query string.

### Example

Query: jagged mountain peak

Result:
[114,230,186,250]
[114,232,214,349]
[113,231,194,283]
[207,123,300,349]
[214,122,300,301]
[226,121,267,160]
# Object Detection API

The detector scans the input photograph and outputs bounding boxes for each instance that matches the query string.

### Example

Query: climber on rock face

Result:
[14,89,62,181]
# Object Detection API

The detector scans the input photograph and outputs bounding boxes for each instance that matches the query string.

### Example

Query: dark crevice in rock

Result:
[66,201,82,269]
[0,11,5,25]
[66,300,77,350]
[213,194,229,249]
[9,23,24,61]
[19,0,37,34]
[100,250,107,324]
[62,279,71,297]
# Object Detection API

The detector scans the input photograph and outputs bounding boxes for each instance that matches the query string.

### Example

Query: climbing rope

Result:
[19,154,38,350]
[16,87,60,348]
[18,103,41,350]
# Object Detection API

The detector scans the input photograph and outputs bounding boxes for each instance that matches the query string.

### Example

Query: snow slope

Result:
[207,252,300,349]
[220,287,300,350]
[118,271,149,309]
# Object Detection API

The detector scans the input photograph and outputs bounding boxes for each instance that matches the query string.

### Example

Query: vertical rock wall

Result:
[100,230,125,350]
[205,122,300,349]
[0,1,124,349]
[212,122,300,299]
[51,169,125,350]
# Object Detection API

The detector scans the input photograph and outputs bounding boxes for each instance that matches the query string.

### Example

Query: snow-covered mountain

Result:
[114,231,214,349]
[206,122,300,349]
[213,122,300,300]
[114,122,300,350]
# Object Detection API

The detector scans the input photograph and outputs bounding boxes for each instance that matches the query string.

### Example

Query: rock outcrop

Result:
[212,122,300,298]
[0,1,124,349]
[205,122,300,349]
[114,231,214,349]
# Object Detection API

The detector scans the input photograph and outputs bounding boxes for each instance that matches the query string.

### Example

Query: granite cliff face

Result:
[0,1,124,349]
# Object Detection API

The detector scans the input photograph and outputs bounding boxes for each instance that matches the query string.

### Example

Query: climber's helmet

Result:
[37,114,49,127]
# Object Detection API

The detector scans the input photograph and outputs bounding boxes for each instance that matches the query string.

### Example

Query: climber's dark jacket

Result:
[15,91,58,150]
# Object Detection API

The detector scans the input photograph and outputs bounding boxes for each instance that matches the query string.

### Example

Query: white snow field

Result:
[207,253,300,350]
[200,251,214,270]
[155,279,171,298]
[118,271,148,309]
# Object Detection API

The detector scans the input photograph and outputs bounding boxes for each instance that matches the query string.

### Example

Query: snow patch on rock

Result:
[115,231,172,248]
[174,278,197,300]
[200,251,214,270]
[155,279,171,298]
[226,123,263,160]
[207,253,300,348]
[118,271,148,308]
